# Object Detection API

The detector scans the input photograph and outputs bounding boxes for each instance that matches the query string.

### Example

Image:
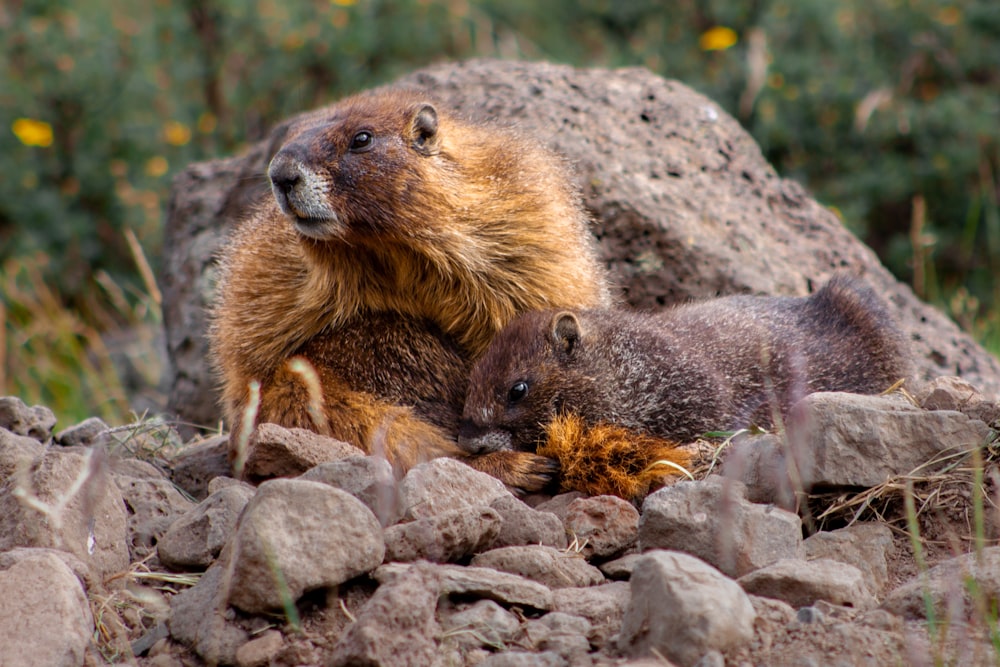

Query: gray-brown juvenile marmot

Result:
[209,87,612,488]
[459,274,911,455]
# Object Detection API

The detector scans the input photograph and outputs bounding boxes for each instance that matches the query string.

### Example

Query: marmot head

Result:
[266,89,444,242]
[459,310,586,455]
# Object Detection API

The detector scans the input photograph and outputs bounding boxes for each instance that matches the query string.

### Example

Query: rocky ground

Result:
[2,376,1000,666]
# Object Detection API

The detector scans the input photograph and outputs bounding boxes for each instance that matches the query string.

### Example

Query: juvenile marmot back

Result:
[210,88,612,486]
[459,275,911,454]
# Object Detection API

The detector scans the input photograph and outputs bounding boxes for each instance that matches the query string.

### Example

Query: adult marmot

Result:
[210,88,612,489]
[459,275,911,455]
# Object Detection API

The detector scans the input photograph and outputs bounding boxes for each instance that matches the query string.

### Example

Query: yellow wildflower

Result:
[12,118,54,147]
[699,26,738,51]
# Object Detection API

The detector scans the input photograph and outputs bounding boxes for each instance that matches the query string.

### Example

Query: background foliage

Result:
[2,0,998,424]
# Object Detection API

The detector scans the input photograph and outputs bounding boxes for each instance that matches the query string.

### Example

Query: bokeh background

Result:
[2,0,998,426]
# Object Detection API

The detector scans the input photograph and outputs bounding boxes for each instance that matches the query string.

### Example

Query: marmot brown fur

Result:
[210,88,612,488]
[459,275,911,456]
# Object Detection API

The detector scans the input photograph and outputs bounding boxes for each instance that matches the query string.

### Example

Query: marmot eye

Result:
[508,381,529,404]
[350,131,374,152]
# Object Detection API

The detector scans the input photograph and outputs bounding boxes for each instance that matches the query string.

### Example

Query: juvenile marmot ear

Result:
[410,104,439,154]
[551,312,581,359]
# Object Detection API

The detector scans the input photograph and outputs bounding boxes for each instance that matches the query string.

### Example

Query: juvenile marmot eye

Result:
[350,131,374,152]
[508,381,529,404]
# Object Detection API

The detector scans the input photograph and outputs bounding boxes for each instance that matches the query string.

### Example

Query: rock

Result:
[168,562,250,665]
[598,553,645,580]
[234,629,284,667]
[384,506,502,563]
[0,549,94,667]
[440,599,521,652]
[551,581,631,649]
[718,433,797,509]
[0,396,57,442]
[376,562,554,611]
[915,376,1000,426]
[330,562,441,667]
[787,392,990,489]
[521,611,592,661]
[161,59,1000,435]
[533,492,588,522]
[737,558,875,609]
[0,427,43,484]
[618,550,756,666]
[471,545,605,589]
[158,484,255,570]
[479,652,567,667]
[111,456,169,481]
[55,416,109,447]
[0,447,129,586]
[638,476,802,578]
[398,457,512,521]
[563,494,639,559]
[490,495,568,549]
[243,423,363,481]
[299,455,401,525]
[228,478,384,613]
[881,546,1000,620]
[115,476,197,561]
[0,546,95,591]
[803,522,895,597]
[169,434,231,500]
[103,419,184,459]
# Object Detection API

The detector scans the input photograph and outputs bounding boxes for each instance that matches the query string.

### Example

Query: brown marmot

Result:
[209,88,612,488]
[459,274,911,455]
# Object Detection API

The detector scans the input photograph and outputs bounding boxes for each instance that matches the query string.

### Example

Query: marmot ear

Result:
[411,104,439,154]
[551,312,581,359]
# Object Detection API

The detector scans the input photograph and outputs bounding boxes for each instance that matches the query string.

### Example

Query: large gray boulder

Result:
[161,59,1000,429]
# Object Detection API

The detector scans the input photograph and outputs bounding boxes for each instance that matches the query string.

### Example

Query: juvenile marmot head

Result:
[267,89,447,243]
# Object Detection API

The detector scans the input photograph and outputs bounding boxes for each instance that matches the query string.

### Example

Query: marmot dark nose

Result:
[268,155,304,198]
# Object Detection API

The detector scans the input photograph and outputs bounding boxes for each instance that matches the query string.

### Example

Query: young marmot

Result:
[210,88,611,488]
[459,275,911,456]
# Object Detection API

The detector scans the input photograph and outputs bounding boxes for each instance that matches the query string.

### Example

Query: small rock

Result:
[116,476,197,561]
[398,457,513,521]
[533,492,588,522]
[170,435,231,500]
[376,562,554,611]
[737,558,875,609]
[638,476,802,578]
[471,545,604,589]
[207,475,252,495]
[55,416,110,447]
[618,550,756,666]
[718,433,797,509]
[440,599,520,651]
[385,506,502,563]
[803,522,894,596]
[0,396,57,442]
[330,562,441,667]
[551,581,631,649]
[916,376,1000,425]
[0,546,95,591]
[234,629,284,667]
[796,606,823,624]
[598,552,645,580]
[228,478,384,613]
[564,495,639,559]
[478,652,567,667]
[168,562,250,665]
[0,447,129,586]
[787,392,991,489]
[881,546,1000,620]
[299,455,401,525]
[158,484,255,570]
[111,456,169,481]
[243,423,363,481]
[0,427,43,484]
[522,611,592,660]
[0,549,94,667]
[490,495,567,549]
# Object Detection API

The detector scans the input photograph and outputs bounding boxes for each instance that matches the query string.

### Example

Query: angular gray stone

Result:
[330,562,441,667]
[0,427,43,484]
[115,475,196,561]
[564,494,639,559]
[718,433,797,509]
[243,423,363,481]
[0,549,94,667]
[803,522,894,597]
[638,476,802,578]
[299,455,401,525]
[737,558,875,609]
[471,545,604,589]
[0,447,129,585]
[169,434,231,501]
[376,562,554,611]
[916,375,1000,425]
[490,495,567,549]
[234,629,284,667]
[168,562,250,665]
[521,611,592,661]
[398,457,512,521]
[551,581,631,649]
[55,416,109,447]
[618,550,756,666]
[0,396,57,442]
[158,484,255,570]
[385,506,501,563]
[787,392,991,488]
[533,492,588,522]
[228,478,384,613]
[881,546,1000,620]
[598,553,645,580]
[440,599,520,652]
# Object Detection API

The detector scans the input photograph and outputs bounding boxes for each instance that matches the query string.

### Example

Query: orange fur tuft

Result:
[538,413,692,501]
